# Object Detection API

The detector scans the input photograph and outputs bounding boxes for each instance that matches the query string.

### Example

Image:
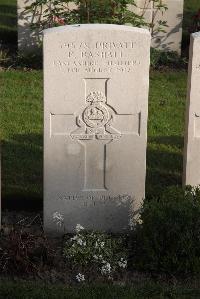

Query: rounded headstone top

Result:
[43,24,150,36]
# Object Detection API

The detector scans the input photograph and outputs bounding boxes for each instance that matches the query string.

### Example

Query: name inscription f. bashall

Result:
[53,40,141,73]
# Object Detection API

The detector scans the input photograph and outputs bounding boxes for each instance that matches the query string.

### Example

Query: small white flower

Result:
[185,186,200,197]
[70,235,86,246]
[95,238,100,248]
[93,254,103,261]
[100,241,105,248]
[76,273,85,282]
[129,217,137,230]
[75,224,85,233]
[70,235,78,242]
[95,239,104,249]
[191,187,196,196]
[118,258,127,269]
[77,238,86,246]
[101,262,111,275]
[191,186,199,196]
[52,212,64,227]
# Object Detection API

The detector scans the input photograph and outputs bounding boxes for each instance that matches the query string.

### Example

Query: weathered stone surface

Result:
[18,0,41,52]
[43,24,150,234]
[152,0,184,54]
[129,0,183,54]
[183,32,200,187]
[17,0,76,52]
[128,5,153,24]
[18,0,183,54]
[136,0,153,9]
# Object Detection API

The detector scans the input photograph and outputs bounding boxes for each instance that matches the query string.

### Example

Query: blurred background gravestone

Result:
[129,0,184,54]
[17,0,184,54]
[183,32,200,186]
[17,0,76,52]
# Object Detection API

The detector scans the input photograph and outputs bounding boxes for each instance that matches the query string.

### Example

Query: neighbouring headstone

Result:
[129,0,184,54]
[183,32,200,187]
[18,0,45,52]
[151,0,184,54]
[17,0,76,52]
[44,24,150,234]
[18,0,183,54]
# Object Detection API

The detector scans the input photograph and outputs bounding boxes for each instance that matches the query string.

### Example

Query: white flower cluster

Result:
[118,258,127,269]
[64,223,128,282]
[93,254,103,261]
[101,262,111,275]
[95,239,105,249]
[70,224,86,246]
[52,212,64,227]
[75,224,84,233]
[70,235,86,247]
[185,186,200,197]
[76,273,85,282]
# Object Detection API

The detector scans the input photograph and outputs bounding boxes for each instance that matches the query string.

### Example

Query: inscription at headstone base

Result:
[44,24,150,234]
[183,32,200,186]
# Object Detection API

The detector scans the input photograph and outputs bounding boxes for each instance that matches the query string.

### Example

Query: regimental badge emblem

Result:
[71,80,122,141]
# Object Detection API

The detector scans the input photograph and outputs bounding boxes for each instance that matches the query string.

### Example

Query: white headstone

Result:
[129,0,184,54]
[17,0,41,52]
[183,32,200,186]
[44,24,150,234]
[151,0,184,54]
[17,0,76,52]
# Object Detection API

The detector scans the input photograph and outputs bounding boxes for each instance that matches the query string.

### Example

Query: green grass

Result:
[1,280,200,299]
[1,1,197,203]
[0,71,43,203]
[147,71,186,197]
[0,70,187,202]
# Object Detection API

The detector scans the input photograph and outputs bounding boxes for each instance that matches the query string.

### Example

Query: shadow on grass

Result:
[2,133,43,211]
[146,135,183,198]
[0,3,17,46]
[2,134,183,210]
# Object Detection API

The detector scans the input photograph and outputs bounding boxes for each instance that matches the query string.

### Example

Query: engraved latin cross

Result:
[51,78,140,191]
